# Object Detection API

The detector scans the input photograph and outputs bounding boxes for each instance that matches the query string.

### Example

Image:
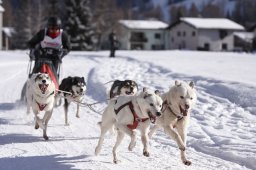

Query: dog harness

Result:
[114,101,149,130]
[34,91,55,111]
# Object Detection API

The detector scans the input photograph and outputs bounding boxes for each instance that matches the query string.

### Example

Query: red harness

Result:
[36,102,47,111]
[114,101,149,130]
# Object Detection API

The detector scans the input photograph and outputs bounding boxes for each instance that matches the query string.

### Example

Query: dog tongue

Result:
[179,105,188,116]
[148,112,156,123]
[39,84,48,94]
[126,91,132,95]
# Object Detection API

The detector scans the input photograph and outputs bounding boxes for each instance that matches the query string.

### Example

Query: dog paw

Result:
[143,150,150,157]
[95,146,101,156]
[65,123,70,126]
[179,147,186,151]
[43,135,49,140]
[76,114,80,118]
[35,122,39,129]
[183,160,192,166]
[37,119,45,130]
[113,159,121,164]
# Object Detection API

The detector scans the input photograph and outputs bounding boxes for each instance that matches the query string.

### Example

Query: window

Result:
[219,30,228,39]
[204,43,210,51]
[177,31,181,36]
[222,43,227,50]
[151,44,165,50]
[131,44,144,50]
[155,33,161,39]
[130,32,147,42]
[171,37,174,42]
[192,31,196,36]
[183,31,186,36]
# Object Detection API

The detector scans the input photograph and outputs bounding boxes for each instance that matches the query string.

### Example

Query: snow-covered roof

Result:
[2,27,15,37]
[234,32,254,42]
[0,4,4,12]
[181,17,245,30]
[119,20,168,30]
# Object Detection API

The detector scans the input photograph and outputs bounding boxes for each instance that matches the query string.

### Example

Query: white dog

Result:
[95,88,163,163]
[149,80,197,166]
[26,73,56,140]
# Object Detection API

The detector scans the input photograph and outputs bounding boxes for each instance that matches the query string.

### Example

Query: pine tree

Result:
[12,0,33,49]
[12,0,47,49]
[64,0,96,51]
[189,3,199,17]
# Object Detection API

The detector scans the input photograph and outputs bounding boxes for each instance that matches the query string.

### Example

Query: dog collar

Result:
[162,100,184,120]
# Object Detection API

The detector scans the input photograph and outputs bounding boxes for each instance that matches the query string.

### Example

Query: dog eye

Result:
[150,103,154,106]
[180,96,184,99]
[190,97,193,100]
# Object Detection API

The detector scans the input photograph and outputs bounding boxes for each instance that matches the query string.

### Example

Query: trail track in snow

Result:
[0,51,254,170]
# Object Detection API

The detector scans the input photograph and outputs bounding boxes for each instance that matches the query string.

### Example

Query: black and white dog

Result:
[109,80,138,99]
[58,76,86,125]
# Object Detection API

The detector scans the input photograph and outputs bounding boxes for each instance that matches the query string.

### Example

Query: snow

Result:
[181,17,245,30]
[234,32,254,42]
[0,50,256,170]
[119,20,168,30]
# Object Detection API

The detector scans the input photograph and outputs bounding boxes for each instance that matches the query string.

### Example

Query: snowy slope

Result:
[0,50,255,170]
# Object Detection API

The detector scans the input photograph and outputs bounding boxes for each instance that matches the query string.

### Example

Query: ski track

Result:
[0,52,254,170]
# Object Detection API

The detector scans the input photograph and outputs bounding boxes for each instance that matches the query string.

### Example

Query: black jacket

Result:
[28,29,71,52]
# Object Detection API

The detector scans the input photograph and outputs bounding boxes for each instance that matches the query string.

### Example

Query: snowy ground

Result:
[0,50,255,170]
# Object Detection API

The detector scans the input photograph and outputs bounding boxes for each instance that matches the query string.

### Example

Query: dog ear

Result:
[175,80,181,86]
[34,73,41,82]
[141,88,149,98]
[155,90,160,96]
[71,77,75,83]
[143,87,147,92]
[189,81,195,89]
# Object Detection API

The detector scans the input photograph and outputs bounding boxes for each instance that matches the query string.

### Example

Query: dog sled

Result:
[20,48,64,101]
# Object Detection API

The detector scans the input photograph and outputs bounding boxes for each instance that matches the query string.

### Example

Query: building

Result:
[167,17,245,51]
[233,32,254,52]
[0,1,4,50]
[117,20,168,50]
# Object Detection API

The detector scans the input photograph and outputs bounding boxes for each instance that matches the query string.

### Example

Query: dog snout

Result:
[156,112,161,117]
[42,80,46,84]
[80,88,84,92]
[185,104,190,109]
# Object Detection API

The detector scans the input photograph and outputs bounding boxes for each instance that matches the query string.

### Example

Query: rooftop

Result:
[119,20,168,30]
[180,17,245,30]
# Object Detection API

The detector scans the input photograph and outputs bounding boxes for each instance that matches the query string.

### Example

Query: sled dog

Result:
[26,73,56,140]
[95,88,163,163]
[58,76,86,125]
[109,80,138,99]
[149,80,197,166]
